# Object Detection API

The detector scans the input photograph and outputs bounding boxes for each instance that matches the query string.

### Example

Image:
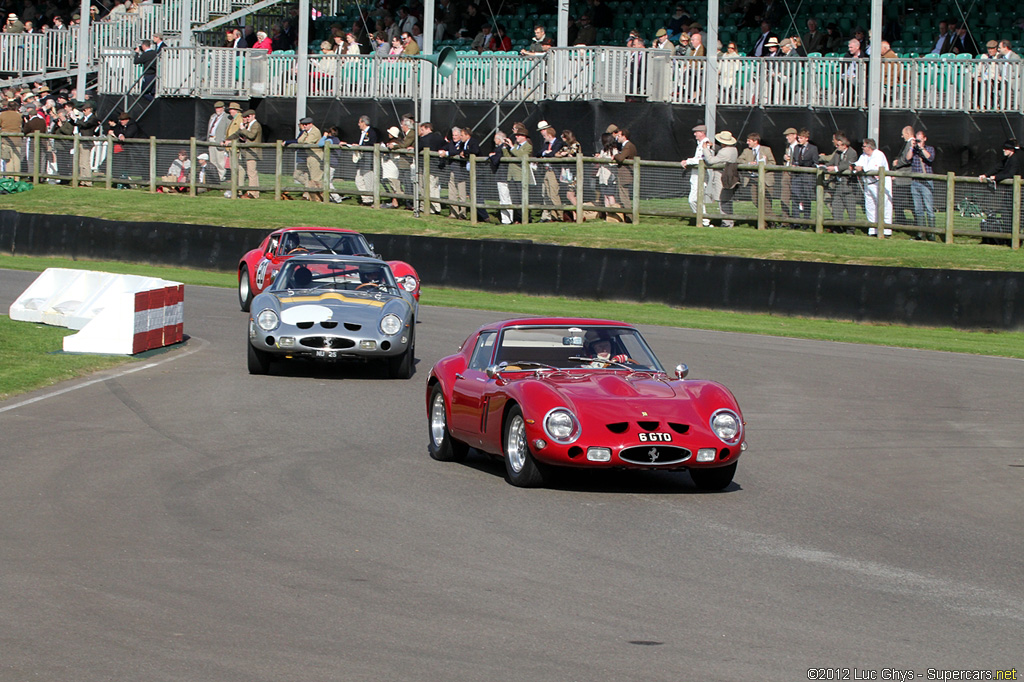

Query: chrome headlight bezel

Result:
[398,275,418,292]
[256,308,279,331]
[543,407,581,444]
[710,409,742,445]
[380,313,403,335]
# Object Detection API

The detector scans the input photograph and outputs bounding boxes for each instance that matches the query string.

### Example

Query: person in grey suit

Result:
[205,101,230,181]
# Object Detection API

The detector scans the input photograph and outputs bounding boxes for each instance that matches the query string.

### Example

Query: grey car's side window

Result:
[468,331,497,371]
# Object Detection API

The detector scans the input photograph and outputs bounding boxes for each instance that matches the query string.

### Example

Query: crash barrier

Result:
[2,211,1022,331]
[86,47,1024,114]
[1,131,1020,249]
[9,267,184,354]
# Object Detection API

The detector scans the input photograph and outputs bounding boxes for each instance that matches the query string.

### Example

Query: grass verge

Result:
[4,185,1024,272]
[0,315,134,400]
[3,254,1023,363]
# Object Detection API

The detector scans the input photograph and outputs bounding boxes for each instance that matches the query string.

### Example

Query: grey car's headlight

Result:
[544,408,580,444]
[398,275,418,292]
[256,309,279,331]
[710,409,742,444]
[380,313,403,335]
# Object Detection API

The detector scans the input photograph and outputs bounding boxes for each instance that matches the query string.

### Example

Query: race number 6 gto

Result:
[639,432,672,442]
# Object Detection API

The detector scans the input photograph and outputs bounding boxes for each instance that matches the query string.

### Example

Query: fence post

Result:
[876,167,886,238]
[422,147,432,214]
[756,161,766,229]
[149,136,156,193]
[71,136,80,187]
[32,131,41,184]
[188,136,197,196]
[576,153,584,224]
[521,155,529,224]
[230,141,239,198]
[696,160,705,226]
[469,154,478,225]
[945,172,955,244]
[1013,175,1021,250]
[814,167,824,234]
[274,140,283,200]
[322,141,331,203]
[632,156,640,225]
[105,138,113,189]
[372,144,381,209]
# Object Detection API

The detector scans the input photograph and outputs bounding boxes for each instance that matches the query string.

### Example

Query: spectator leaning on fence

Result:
[489,130,513,225]
[853,138,893,235]
[978,139,1021,229]
[347,115,378,206]
[1,99,23,176]
[890,126,916,226]
[737,132,775,217]
[507,121,534,224]
[683,124,712,225]
[612,127,637,222]
[206,101,229,182]
[537,120,565,222]
[224,108,262,199]
[286,116,323,202]
[521,25,553,56]
[824,133,859,232]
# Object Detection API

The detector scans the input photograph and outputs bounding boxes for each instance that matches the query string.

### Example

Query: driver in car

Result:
[584,333,630,368]
[281,233,307,254]
[357,267,386,290]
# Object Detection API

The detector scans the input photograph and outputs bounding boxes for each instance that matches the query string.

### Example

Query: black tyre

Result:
[247,340,272,375]
[688,462,737,491]
[427,385,469,462]
[387,326,415,379]
[238,266,253,312]
[503,404,546,487]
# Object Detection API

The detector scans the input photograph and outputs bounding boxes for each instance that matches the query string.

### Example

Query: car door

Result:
[450,331,497,447]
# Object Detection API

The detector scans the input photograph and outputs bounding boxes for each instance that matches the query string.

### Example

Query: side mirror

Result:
[485,362,507,379]
[674,363,689,379]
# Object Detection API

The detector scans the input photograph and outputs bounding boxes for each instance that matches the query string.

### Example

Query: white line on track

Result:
[0,336,208,415]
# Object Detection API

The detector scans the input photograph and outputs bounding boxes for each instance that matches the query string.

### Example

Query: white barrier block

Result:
[9,268,184,355]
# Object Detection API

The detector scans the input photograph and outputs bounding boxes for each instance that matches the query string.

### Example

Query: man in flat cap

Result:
[682,123,712,224]
[4,13,25,33]
[224,108,262,198]
[289,116,323,201]
[506,122,533,223]
[536,120,564,221]
[206,101,229,181]
[653,28,672,51]
[779,127,799,220]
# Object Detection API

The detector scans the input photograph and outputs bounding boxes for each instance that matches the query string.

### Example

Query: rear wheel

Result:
[503,405,546,487]
[428,385,469,462]
[247,341,271,375]
[238,266,253,312]
[689,462,737,491]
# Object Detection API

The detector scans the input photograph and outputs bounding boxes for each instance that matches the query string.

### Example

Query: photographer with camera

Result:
[132,39,158,102]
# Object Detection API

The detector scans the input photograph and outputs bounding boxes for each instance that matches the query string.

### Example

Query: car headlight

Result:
[256,309,279,331]
[710,409,742,444]
[544,408,580,444]
[398,275,418,292]
[380,313,403,335]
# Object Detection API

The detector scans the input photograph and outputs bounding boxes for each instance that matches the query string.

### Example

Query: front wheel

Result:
[247,341,272,375]
[387,340,415,379]
[503,405,546,487]
[427,385,469,462]
[688,462,737,491]
[238,265,253,312]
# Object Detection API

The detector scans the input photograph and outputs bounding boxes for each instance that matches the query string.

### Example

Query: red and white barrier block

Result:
[9,268,184,355]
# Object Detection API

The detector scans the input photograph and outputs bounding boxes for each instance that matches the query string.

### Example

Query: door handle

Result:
[455,373,465,380]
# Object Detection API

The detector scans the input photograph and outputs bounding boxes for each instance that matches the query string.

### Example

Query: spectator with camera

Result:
[133,39,158,101]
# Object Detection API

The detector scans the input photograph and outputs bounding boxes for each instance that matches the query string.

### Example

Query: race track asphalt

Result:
[1,268,1022,681]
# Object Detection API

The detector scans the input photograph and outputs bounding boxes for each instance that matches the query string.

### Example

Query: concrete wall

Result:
[2,210,1022,330]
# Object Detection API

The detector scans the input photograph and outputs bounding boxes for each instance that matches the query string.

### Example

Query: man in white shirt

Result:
[681,123,713,225]
[853,138,893,234]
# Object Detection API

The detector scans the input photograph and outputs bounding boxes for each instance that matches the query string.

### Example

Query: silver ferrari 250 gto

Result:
[247,255,416,378]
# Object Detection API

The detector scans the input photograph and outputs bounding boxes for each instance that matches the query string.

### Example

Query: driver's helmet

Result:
[292,265,313,288]
[583,329,615,356]
[282,232,301,253]
[360,266,385,285]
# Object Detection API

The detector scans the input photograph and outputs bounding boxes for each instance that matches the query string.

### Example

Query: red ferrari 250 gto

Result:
[426,318,747,490]
[238,226,420,312]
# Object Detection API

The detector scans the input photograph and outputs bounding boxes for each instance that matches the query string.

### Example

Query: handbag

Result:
[560,167,574,183]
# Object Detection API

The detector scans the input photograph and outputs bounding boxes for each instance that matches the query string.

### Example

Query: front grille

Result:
[299,336,355,349]
[619,445,692,466]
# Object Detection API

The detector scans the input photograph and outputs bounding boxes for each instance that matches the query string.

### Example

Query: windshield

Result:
[273,259,400,294]
[275,231,373,257]
[493,325,664,372]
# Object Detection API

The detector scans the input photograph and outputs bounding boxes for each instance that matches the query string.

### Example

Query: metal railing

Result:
[87,47,1024,114]
[2,131,1019,249]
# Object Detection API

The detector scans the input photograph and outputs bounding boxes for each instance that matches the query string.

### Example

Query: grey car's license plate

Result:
[315,350,338,359]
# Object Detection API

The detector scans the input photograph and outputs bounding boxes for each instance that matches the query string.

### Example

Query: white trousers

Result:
[497,181,513,224]
[863,179,893,224]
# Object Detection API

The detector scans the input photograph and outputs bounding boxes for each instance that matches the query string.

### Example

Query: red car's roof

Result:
[484,318,632,331]
[272,226,360,234]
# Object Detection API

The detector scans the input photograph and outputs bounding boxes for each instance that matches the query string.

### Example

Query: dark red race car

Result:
[237,227,420,312]
[426,318,747,490]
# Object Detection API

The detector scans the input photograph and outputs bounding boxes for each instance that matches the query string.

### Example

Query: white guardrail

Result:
[9,34,1024,113]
